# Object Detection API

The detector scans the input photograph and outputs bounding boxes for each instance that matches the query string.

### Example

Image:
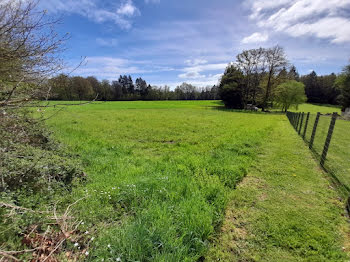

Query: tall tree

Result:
[86,76,100,98]
[236,48,265,106]
[288,65,300,81]
[262,46,288,110]
[71,77,94,101]
[112,80,123,100]
[301,71,320,103]
[100,80,112,101]
[127,75,135,94]
[49,74,72,100]
[135,77,148,97]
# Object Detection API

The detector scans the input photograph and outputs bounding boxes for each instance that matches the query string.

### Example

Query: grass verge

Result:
[206,115,350,261]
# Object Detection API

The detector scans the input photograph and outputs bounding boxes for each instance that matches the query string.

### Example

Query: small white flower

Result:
[85,231,89,234]
[81,221,85,225]
[116,258,121,262]
[74,242,79,247]
[91,237,95,241]
[107,244,111,248]
[85,251,89,256]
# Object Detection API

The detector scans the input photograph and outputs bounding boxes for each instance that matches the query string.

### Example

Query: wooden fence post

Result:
[303,112,310,140]
[309,112,320,150]
[320,112,337,167]
[298,112,304,135]
[296,113,301,130]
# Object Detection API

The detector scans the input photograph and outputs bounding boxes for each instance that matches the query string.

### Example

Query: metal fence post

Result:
[309,112,320,150]
[320,112,337,167]
[303,112,310,140]
[298,112,304,135]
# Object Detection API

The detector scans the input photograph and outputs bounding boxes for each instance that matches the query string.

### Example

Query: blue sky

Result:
[40,0,350,87]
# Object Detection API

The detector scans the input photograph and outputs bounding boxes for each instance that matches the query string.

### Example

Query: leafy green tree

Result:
[275,80,306,112]
[71,77,94,101]
[335,64,350,111]
[100,79,113,101]
[49,74,72,100]
[175,83,198,100]
[86,76,100,98]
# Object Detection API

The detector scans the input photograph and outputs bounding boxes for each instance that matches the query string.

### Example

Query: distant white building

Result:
[342,107,350,119]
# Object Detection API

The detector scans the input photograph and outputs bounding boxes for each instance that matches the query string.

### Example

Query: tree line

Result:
[48,75,219,101]
[47,47,349,111]
[218,46,350,112]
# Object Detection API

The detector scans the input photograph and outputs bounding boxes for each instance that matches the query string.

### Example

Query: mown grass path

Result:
[207,116,350,261]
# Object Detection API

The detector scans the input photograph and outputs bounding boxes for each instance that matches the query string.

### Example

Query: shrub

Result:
[0,111,84,195]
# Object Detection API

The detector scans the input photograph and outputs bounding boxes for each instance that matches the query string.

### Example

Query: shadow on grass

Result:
[210,105,286,115]
[308,103,342,108]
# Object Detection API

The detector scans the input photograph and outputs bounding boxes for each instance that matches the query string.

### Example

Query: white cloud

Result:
[165,73,223,88]
[40,0,139,29]
[286,17,350,43]
[117,0,139,16]
[69,56,173,80]
[241,32,268,44]
[184,59,208,66]
[179,71,205,79]
[145,0,160,3]
[96,38,118,47]
[247,0,350,43]
[178,60,228,80]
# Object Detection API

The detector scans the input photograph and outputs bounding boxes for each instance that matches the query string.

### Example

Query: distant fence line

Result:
[286,111,350,209]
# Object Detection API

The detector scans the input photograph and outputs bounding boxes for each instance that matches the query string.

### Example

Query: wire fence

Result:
[287,111,350,205]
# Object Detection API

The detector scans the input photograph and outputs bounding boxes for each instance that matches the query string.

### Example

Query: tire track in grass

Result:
[206,117,350,261]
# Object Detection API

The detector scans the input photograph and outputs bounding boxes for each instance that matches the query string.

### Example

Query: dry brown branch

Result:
[1,196,89,261]
[0,250,20,261]
[0,0,68,108]
[41,238,65,262]
[0,202,49,215]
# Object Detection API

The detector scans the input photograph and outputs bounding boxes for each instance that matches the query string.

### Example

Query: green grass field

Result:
[45,101,278,261]
[293,103,341,114]
[42,101,349,261]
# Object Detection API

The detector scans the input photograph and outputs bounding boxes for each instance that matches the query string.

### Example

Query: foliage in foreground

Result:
[0,111,86,260]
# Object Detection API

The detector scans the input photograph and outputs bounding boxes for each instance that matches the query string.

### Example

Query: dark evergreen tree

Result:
[218,64,245,109]
[288,65,299,81]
